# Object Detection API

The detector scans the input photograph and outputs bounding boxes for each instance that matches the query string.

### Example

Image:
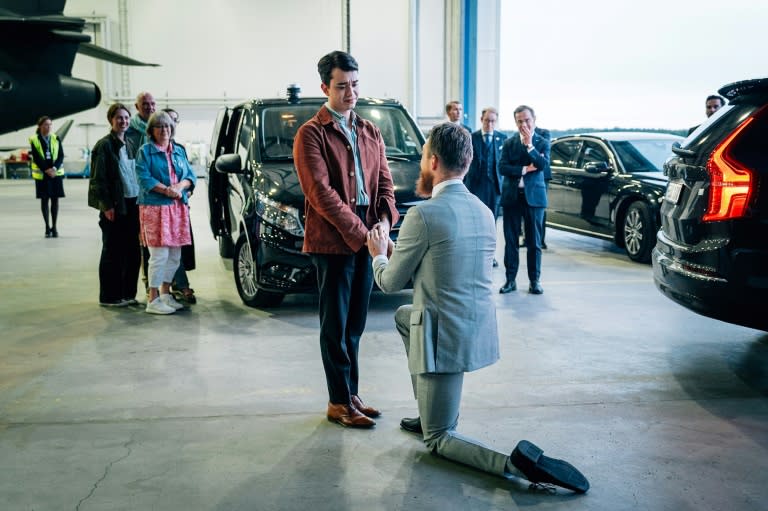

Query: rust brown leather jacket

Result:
[294,106,399,254]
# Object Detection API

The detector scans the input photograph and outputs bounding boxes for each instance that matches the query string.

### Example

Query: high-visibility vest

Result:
[29,134,63,180]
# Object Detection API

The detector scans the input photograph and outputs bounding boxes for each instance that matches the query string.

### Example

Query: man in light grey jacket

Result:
[366,122,589,494]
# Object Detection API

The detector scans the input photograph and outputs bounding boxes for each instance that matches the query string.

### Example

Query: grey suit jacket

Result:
[373,182,500,374]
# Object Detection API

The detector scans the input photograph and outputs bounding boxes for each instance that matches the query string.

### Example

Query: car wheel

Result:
[623,201,654,263]
[233,235,285,308]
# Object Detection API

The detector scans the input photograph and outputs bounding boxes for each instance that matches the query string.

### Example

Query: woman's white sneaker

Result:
[160,293,184,310]
[146,297,176,315]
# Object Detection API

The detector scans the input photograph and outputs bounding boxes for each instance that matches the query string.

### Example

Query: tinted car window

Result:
[237,109,252,162]
[580,141,610,166]
[612,139,675,172]
[551,139,580,167]
[259,105,423,161]
[356,106,423,157]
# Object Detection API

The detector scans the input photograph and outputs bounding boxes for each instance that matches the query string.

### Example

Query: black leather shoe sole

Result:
[510,440,589,493]
[400,417,422,435]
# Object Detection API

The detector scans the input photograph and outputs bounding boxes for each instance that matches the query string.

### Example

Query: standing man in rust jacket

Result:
[294,51,399,429]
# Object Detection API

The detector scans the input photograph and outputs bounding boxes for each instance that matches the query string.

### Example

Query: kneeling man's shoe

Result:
[327,403,375,428]
[529,281,544,294]
[351,394,381,418]
[400,417,423,435]
[499,281,517,294]
[510,440,589,493]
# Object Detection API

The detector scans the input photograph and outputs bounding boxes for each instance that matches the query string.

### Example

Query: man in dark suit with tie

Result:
[499,105,551,295]
[465,107,507,216]
[465,107,506,267]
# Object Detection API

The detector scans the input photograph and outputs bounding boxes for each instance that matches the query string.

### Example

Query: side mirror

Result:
[584,161,610,174]
[215,153,243,174]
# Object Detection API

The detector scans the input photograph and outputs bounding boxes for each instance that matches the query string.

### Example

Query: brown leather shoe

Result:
[327,402,376,428]
[351,394,381,418]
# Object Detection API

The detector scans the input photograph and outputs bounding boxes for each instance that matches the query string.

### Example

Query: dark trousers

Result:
[502,191,544,283]
[312,247,374,405]
[98,198,141,302]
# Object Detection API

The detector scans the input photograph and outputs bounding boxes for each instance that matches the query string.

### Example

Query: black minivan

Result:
[207,90,424,308]
[653,78,768,331]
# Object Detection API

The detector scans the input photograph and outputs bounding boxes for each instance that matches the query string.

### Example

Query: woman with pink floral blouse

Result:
[135,111,197,315]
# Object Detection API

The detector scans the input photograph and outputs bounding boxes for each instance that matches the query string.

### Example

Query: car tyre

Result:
[234,235,285,308]
[623,201,654,263]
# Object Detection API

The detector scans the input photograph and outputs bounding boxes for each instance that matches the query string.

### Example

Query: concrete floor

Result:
[1,179,767,511]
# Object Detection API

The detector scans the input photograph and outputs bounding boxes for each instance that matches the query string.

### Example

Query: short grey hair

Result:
[146,111,176,141]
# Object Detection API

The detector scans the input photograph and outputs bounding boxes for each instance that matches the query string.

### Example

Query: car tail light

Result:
[702,109,765,221]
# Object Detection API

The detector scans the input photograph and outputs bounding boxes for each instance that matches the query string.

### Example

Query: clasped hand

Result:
[366,223,393,258]
[165,184,183,199]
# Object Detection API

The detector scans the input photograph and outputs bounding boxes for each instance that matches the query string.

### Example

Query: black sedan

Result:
[546,132,683,262]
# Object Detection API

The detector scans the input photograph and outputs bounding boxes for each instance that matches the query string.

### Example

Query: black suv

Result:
[207,90,424,307]
[653,78,768,331]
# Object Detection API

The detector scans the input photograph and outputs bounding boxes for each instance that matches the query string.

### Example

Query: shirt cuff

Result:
[372,254,388,269]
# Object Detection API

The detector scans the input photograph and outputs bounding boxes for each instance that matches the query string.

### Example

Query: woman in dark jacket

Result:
[87,103,141,307]
[29,116,65,237]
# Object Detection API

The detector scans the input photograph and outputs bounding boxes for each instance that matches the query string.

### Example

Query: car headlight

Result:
[255,192,304,236]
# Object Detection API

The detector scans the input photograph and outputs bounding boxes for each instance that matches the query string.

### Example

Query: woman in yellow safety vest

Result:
[30,116,65,237]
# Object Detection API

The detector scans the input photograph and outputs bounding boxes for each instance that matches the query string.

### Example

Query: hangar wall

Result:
[0,0,502,173]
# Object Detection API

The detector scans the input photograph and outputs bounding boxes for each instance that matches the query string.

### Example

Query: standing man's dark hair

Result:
[294,50,399,429]
[317,51,359,86]
[513,105,535,118]
[706,94,726,107]
[705,95,726,117]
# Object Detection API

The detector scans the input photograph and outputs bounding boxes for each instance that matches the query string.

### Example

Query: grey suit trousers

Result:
[396,306,516,478]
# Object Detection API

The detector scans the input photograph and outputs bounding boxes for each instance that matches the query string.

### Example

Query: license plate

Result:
[665,181,683,204]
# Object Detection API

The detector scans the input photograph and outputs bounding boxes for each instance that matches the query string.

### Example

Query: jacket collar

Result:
[317,104,360,128]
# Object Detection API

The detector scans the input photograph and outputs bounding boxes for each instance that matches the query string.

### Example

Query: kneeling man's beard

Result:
[415,169,433,198]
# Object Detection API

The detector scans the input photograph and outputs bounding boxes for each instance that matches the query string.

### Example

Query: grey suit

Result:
[373,181,516,478]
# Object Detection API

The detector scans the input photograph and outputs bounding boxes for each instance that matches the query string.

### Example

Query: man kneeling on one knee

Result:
[366,122,589,494]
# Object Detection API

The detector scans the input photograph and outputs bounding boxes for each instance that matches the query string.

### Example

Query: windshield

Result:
[260,104,423,160]
[611,139,680,172]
